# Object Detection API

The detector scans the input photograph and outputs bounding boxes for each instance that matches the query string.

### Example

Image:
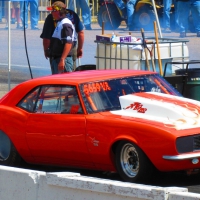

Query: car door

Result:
[18,85,94,168]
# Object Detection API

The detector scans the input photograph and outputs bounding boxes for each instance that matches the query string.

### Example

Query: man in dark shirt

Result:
[40,0,84,73]
[45,1,75,74]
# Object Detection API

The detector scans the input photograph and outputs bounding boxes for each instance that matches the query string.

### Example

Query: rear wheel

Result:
[97,4,122,30]
[133,5,155,31]
[0,131,21,166]
[115,141,154,183]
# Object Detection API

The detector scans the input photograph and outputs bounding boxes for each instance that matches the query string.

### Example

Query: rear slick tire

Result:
[0,131,21,167]
[115,141,154,183]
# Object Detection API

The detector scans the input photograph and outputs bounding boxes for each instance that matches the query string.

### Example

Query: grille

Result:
[194,135,200,151]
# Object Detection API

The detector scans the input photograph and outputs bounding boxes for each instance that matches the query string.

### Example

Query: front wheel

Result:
[115,141,154,183]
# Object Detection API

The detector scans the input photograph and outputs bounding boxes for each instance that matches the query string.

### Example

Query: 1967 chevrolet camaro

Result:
[1,69,200,182]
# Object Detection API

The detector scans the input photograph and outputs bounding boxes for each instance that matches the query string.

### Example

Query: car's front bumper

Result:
[163,152,200,160]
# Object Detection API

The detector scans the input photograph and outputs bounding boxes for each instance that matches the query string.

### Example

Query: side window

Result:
[17,87,40,112]
[18,85,83,114]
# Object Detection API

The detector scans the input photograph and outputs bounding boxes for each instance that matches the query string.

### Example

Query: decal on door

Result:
[91,137,99,147]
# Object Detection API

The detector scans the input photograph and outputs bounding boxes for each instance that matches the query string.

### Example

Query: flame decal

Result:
[134,93,200,130]
[111,93,200,130]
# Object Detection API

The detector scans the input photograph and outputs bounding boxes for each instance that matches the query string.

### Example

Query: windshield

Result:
[80,74,181,113]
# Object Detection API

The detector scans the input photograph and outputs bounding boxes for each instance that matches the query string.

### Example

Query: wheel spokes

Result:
[121,144,139,178]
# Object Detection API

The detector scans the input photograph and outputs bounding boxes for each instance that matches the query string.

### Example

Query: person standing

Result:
[117,0,137,31]
[113,0,126,17]
[48,1,75,74]
[177,0,190,37]
[113,0,128,29]
[190,0,200,37]
[0,1,2,23]
[163,0,178,33]
[126,0,137,31]
[163,0,173,32]
[40,0,84,73]
[20,0,39,30]
[68,0,92,30]
[4,2,22,29]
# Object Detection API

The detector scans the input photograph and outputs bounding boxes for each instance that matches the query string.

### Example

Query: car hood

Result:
[110,92,200,130]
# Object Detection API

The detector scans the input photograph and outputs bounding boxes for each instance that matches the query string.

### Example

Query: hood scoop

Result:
[110,92,200,130]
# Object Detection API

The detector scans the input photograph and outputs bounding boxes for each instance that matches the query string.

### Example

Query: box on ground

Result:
[96,35,132,43]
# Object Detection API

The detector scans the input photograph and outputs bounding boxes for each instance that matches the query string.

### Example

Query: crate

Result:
[95,37,189,75]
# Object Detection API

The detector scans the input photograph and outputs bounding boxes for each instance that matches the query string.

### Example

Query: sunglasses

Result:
[52,9,59,12]
[46,6,61,12]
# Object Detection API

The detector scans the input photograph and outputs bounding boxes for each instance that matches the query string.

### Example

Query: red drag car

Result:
[1,70,200,182]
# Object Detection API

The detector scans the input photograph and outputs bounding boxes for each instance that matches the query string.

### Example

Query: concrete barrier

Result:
[0,165,199,200]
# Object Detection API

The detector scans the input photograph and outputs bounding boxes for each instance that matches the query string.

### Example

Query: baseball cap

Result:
[51,0,65,4]
[51,1,66,11]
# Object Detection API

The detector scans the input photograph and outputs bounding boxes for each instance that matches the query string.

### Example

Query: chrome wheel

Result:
[120,143,139,178]
[0,132,11,161]
[116,141,154,182]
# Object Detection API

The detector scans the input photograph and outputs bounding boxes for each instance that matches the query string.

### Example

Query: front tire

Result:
[97,4,122,30]
[0,131,21,166]
[115,141,153,183]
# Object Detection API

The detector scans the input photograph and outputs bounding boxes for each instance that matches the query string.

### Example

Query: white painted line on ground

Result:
[0,63,48,69]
